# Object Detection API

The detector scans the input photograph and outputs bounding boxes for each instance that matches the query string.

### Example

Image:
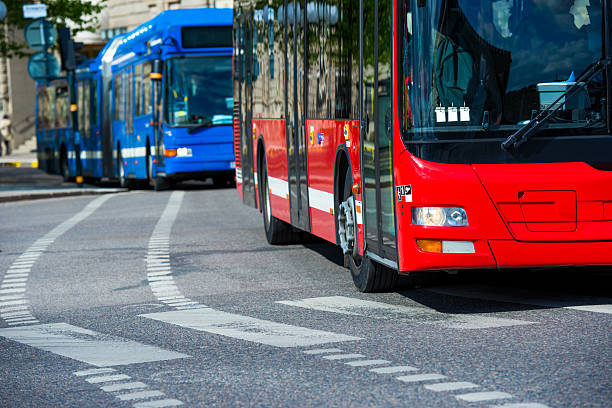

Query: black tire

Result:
[117,149,134,189]
[146,145,154,184]
[338,168,397,292]
[213,174,234,188]
[60,150,71,182]
[260,155,300,244]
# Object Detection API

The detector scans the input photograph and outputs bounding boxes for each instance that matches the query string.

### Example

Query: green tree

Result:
[0,0,106,58]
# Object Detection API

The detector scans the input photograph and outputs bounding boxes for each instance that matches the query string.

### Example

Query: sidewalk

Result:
[0,138,126,202]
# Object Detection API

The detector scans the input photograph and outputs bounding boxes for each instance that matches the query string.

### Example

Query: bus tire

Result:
[339,168,397,292]
[117,149,134,189]
[60,149,72,182]
[152,176,173,191]
[260,155,298,244]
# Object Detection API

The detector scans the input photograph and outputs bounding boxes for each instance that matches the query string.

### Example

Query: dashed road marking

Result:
[345,359,390,367]
[455,391,513,402]
[277,296,535,329]
[101,382,149,392]
[491,404,551,408]
[424,381,480,392]
[396,373,447,383]
[303,348,344,355]
[369,365,418,374]
[0,195,113,326]
[74,368,116,377]
[0,323,188,366]
[322,353,365,360]
[133,399,184,407]
[85,374,132,384]
[117,390,165,401]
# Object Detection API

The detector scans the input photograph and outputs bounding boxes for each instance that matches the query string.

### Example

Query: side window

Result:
[78,82,85,134]
[83,80,91,133]
[92,79,99,126]
[44,87,55,129]
[55,86,70,128]
[126,69,133,133]
[37,88,45,129]
[135,64,143,116]
[143,62,152,115]
[113,73,122,120]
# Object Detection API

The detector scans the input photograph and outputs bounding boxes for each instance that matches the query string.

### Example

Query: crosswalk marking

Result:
[303,348,344,355]
[430,285,612,315]
[133,399,184,407]
[424,381,480,392]
[345,359,390,367]
[117,390,164,401]
[74,368,116,377]
[140,308,361,348]
[277,296,534,329]
[455,391,513,402]
[101,382,149,392]
[491,404,551,408]
[322,353,365,360]
[0,323,188,367]
[86,374,131,384]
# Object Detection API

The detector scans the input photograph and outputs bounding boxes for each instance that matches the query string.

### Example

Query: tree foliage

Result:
[1,0,106,58]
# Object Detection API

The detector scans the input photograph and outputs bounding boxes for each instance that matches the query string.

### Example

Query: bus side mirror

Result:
[151,59,163,80]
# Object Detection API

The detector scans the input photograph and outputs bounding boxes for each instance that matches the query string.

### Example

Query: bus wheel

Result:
[60,150,71,182]
[117,150,133,189]
[339,170,397,293]
[260,156,298,244]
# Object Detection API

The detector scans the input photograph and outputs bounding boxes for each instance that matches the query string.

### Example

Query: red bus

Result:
[233,0,612,292]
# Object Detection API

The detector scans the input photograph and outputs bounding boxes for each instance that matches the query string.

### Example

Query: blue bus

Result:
[35,8,236,190]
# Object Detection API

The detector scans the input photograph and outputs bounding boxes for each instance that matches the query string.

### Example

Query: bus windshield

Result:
[400,0,607,145]
[165,56,233,127]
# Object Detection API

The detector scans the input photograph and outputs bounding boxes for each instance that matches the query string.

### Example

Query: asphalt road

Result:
[0,185,610,408]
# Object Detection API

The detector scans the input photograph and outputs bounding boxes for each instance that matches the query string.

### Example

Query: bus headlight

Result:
[412,207,468,227]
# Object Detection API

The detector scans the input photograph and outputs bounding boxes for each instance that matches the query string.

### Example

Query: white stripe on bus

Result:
[308,187,334,215]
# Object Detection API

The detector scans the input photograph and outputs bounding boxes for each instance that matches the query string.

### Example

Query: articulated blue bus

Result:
[35,8,235,190]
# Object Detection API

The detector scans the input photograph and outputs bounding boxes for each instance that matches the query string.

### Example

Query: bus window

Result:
[83,81,90,134]
[78,82,85,134]
[55,87,70,128]
[135,64,143,116]
[43,87,55,129]
[143,62,152,115]
[126,69,133,133]
[114,73,122,121]
[92,80,98,125]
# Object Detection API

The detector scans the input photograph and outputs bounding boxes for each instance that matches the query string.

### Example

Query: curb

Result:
[0,188,127,203]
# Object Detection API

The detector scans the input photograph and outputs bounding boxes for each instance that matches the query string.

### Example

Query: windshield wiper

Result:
[501,58,611,152]
[187,118,214,134]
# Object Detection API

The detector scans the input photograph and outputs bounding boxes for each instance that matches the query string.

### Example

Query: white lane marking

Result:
[146,191,205,310]
[141,308,361,348]
[396,373,447,383]
[491,404,551,408]
[86,374,132,384]
[117,390,165,401]
[303,348,344,355]
[0,323,188,367]
[1,195,113,326]
[430,285,612,315]
[369,365,419,374]
[133,399,184,407]
[322,354,365,360]
[456,391,513,402]
[345,359,391,367]
[101,382,148,392]
[277,296,534,329]
[424,381,480,392]
[74,368,116,376]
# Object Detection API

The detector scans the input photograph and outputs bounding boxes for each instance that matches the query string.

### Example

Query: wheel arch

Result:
[256,134,266,211]
[333,145,353,245]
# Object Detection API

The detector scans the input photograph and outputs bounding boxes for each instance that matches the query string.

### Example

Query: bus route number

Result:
[397,185,412,202]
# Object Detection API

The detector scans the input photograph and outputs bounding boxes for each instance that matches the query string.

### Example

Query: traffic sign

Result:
[0,2,7,20]
[23,4,47,19]
[27,51,60,82]
[24,19,57,51]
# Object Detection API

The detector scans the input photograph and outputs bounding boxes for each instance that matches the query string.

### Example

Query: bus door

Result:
[286,0,310,231]
[360,0,398,265]
[238,10,257,207]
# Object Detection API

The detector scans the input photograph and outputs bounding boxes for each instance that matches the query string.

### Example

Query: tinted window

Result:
[181,26,233,48]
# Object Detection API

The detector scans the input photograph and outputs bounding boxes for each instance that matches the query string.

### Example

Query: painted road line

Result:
[345,359,391,367]
[455,391,513,402]
[74,368,116,376]
[424,381,480,392]
[101,382,148,392]
[322,353,365,360]
[369,365,418,374]
[277,296,534,329]
[117,390,165,401]
[146,191,204,310]
[0,195,113,326]
[0,323,188,366]
[491,404,551,408]
[85,374,132,384]
[430,285,612,315]
[396,373,447,383]
[303,348,344,355]
[133,399,184,407]
[141,308,361,348]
